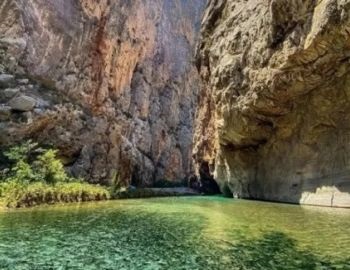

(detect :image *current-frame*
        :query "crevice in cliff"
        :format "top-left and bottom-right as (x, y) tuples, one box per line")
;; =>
(91, 12), (109, 113)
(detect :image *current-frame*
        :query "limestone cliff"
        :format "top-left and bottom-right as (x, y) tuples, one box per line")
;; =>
(0, 0), (206, 186)
(194, 0), (350, 207)
(2, 0), (350, 207)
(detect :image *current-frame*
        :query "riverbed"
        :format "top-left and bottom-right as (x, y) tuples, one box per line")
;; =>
(0, 197), (349, 269)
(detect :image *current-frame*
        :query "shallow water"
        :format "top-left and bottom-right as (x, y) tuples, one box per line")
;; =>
(0, 197), (349, 270)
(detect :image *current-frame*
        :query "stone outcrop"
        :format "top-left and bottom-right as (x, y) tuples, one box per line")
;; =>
(0, 0), (206, 186)
(194, 0), (350, 207)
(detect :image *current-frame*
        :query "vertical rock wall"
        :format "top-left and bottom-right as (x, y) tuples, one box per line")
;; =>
(0, 0), (206, 186)
(195, 0), (350, 207)
(3, 0), (350, 206)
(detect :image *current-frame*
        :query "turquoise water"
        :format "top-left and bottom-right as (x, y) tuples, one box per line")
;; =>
(0, 197), (349, 269)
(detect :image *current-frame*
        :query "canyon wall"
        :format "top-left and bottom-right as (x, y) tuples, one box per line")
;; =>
(194, 0), (350, 207)
(0, 0), (206, 186)
(2, 0), (350, 206)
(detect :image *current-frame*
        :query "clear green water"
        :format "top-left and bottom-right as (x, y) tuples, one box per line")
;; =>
(0, 197), (349, 270)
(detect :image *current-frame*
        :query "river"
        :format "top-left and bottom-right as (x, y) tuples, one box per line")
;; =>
(0, 196), (349, 269)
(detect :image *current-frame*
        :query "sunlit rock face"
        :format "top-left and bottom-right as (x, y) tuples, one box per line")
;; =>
(194, 0), (350, 207)
(0, 0), (206, 185)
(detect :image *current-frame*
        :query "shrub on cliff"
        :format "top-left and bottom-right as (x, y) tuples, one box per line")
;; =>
(2, 140), (71, 184)
(1, 140), (37, 184)
(0, 141), (111, 208)
(3, 182), (110, 208)
(35, 149), (69, 184)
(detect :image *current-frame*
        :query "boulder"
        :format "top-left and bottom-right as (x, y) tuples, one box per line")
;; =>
(3, 88), (20, 99)
(17, 79), (29, 85)
(8, 95), (36, 111)
(0, 74), (15, 88)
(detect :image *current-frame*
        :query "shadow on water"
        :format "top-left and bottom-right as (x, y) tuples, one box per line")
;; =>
(221, 232), (350, 270)
(0, 202), (349, 269)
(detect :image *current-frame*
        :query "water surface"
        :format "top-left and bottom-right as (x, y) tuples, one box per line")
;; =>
(0, 197), (349, 269)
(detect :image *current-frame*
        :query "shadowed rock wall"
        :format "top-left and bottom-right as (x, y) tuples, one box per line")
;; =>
(194, 0), (350, 207)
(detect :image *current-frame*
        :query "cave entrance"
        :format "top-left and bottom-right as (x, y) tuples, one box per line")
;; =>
(199, 161), (221, 195)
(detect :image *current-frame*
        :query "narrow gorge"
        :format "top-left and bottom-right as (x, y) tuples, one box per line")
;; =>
(1, 1), (350, 269)
(1, 0), (350, 207)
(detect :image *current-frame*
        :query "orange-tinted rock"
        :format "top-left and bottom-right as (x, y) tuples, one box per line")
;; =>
(0, 0), (206, 186)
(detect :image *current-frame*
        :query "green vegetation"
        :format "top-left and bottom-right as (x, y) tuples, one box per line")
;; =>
(0, 182), (110, 208)
(0, 141), (110, 208)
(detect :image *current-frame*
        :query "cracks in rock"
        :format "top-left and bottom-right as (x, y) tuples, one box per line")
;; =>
(201, 0), (226, 38)
(221, 138), (268, 152)
(269, 21), (298, 49)
(89, 0), (114, 113)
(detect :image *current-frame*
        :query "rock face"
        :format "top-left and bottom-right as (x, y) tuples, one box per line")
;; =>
(194, 0), (350, 207)
(0, 0), (206, 186)
(2, 0), (350, 206)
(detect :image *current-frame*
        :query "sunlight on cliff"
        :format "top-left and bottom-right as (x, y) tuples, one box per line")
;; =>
(300, 186), (350, 208)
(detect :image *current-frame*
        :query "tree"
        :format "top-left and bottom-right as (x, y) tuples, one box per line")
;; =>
(35, 149), (69, 184)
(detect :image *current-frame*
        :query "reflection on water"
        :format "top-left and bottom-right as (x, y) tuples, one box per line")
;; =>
(0, 197), (349, 269)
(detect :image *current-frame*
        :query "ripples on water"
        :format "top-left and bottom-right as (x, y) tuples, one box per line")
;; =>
(0, 196), (349, 269)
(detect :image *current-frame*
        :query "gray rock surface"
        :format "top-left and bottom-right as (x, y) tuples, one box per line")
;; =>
(194, 0), (350, 207)
(17, 79), (29, 85)
(3, 88), (19, 99)
(8, 95), (36, 111)
(0, 105), (11, 121)
(0, 74), (15, 88)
